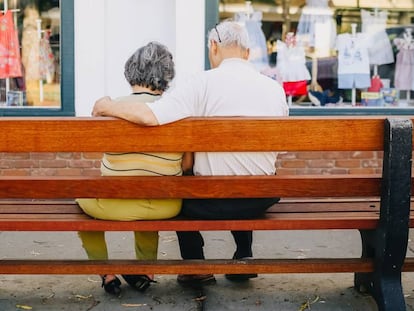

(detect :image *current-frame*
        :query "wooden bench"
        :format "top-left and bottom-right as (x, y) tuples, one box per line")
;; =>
(0, 116), (412, 311)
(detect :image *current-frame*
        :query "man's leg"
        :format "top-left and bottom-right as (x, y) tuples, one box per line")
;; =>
(179, 198), (278, 282)
(176, 230), (216, 285)
(231, 230), (253, 259)
(227, 230), (258, 281)
(176, 231), (205, 259)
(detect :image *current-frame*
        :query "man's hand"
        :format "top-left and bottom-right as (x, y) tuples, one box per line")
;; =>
(92, 96), (112, 116)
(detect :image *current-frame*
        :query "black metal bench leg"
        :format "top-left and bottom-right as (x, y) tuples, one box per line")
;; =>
(364, 118), (412, 311)
(355, 229), (375, 293)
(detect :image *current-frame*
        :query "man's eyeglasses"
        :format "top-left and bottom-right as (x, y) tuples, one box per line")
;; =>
(214, 24), (222, 43)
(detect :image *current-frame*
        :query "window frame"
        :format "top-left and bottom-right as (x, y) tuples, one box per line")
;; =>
(0, 0), (74, 116)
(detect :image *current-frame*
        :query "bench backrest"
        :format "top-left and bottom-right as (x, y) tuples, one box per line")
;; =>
(0, 116), (412, 199)
(0, 116), (407, 152)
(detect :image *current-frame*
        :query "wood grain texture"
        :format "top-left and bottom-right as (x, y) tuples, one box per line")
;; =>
(0, 116), (407, 152)
(0, 175), (382, 199)
(0, 258), (374, 274)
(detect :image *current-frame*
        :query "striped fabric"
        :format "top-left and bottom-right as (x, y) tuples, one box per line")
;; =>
(101, 152), (183, 176)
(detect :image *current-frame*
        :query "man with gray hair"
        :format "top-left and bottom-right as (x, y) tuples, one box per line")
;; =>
(93, 20), (288, 286)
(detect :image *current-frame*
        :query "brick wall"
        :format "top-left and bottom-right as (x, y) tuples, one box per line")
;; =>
(0, 151), (384, 176)
(276, 151), (383, 175)
(0, 153), (102, 176)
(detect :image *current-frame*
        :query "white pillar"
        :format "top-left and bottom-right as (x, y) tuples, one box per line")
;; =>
(175, 0), (205, 83)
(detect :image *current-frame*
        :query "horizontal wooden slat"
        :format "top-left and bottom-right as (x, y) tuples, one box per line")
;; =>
(0, 198), (383, 214)
(0, 213), (381, 231)
(0, 258), (374, 274)
(0, 175), (382, 199)
(0, 117), (405, 152)
(403, 258), (414, 272)
(4, 198), (414, 231)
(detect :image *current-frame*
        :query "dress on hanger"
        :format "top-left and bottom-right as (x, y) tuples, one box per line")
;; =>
(360, 9), (394, 65)
(393, 31), (414, 90)
(0, 10), (22, 79)
(276, 37), (311, 96)
(296, 0), (337, 49)
(235, 11), (268, 71)
(335, 33), (371, 89)
(39, 31), (55, 83)
(21, 6), (41, 81)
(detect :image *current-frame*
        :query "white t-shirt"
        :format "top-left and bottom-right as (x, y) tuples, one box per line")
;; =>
(147, 58), (289, 176)
(335, 33), (370, 75)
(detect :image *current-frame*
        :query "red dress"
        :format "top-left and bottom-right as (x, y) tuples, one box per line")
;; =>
(0, 10), (22, 78)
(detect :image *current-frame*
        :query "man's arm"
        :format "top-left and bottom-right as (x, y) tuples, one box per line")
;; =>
(92, 96), (159, 126)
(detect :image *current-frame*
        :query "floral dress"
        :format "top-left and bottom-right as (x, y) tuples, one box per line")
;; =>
(0, 10), (22, 78)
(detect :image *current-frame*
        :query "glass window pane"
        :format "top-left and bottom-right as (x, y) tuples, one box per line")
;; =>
(219, 0), (414, 112)
(0, 0), (60, 109)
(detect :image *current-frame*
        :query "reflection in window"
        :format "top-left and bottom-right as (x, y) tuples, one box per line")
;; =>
(0, 0), (60, 108)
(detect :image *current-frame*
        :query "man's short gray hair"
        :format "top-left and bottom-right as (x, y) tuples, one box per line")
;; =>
(207, 20), (250, 50)
(124, 41), (175, 92)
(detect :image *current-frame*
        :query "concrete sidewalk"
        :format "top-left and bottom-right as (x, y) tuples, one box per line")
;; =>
(1, 230), (414, 311)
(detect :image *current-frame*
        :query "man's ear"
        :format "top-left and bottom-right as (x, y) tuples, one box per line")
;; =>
(210, 40), (218, 54)
(243, 48), (250, 60)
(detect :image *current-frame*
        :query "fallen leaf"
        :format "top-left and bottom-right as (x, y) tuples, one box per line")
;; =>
(298, 295), (320, 311)
(41, 292), (55, 303)
(16, 305), (32, 310)
(75, 294), (93, 299)
(121, 303), (148, 307)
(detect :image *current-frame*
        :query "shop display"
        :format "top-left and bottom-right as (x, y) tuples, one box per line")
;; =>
(0, 10), (22, 79)
(22, 6), (41, 82)
(296, 0), (337, 57)
(0, 1), (60, 108)
(361, 9), (394, 67)
(234, 4), (268, 71)
(276, 33), (311, 97)
(393, 28), (414, 92)
(224, 1), (414, 108)
(335, 29), (371, 90)
(39, 30), (55, 84)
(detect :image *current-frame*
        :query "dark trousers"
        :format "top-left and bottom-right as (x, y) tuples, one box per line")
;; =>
(176, 198), (279, 260)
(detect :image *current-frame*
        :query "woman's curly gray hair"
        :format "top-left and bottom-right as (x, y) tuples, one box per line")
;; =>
(124, 42), (175, 92)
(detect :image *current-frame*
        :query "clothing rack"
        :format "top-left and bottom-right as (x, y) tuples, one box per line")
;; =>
(372, 8), (379, 77)
(0, 8), (19, 13)
(350, 23), (357, 106)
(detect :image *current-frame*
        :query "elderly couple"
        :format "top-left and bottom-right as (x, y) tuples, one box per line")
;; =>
(77, 20), (289, 295)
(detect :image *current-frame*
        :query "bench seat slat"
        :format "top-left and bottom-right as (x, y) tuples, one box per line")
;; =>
(0, 213), (380, 231)
(0, 258), (374, 274)
(0, 175), (382, 198)
(0, 199), (384, 213)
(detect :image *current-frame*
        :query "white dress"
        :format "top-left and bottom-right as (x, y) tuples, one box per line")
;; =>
(360, 9), (394, 65)
(235, 11), (268, 71)
(276, 40), (311, 82)
(296, 0), (337, 49)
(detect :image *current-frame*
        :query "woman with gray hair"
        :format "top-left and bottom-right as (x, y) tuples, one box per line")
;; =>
(77, 42), (184, 295)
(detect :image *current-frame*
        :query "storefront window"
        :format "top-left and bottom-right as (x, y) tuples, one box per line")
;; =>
(0, 0), (73, 115)
(218, 0), (414, 114)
